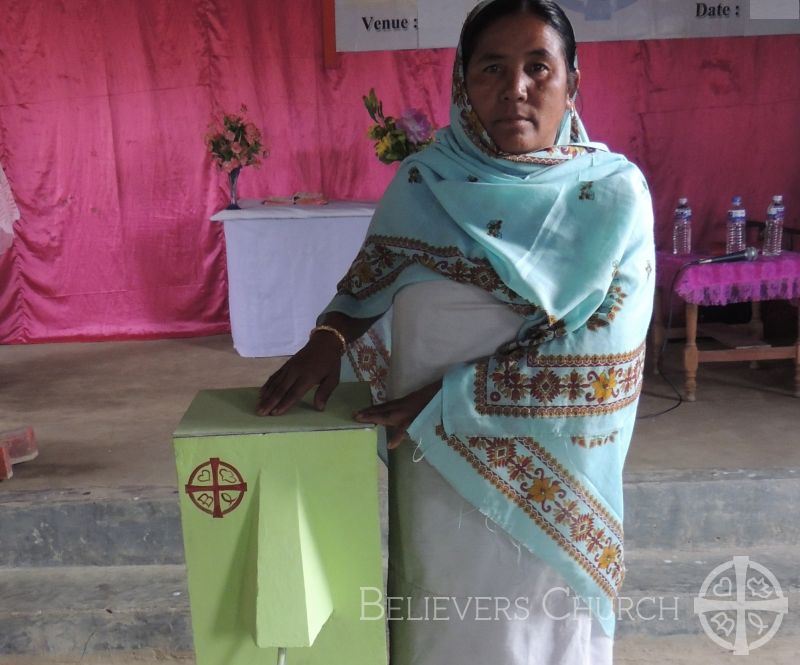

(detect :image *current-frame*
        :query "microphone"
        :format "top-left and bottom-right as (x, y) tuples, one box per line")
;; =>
(692, 247), (759, 265)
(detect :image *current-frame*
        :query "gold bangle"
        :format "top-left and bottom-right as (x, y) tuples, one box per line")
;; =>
(310, 324), (347, 356)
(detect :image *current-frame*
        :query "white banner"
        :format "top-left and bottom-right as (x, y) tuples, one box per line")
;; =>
(336, 0), (419, 52)
(335, 0), (800, 52)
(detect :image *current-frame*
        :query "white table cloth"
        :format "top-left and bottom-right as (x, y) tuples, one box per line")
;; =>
(211, 199), (376, 357)
(0, 163), (20, 254)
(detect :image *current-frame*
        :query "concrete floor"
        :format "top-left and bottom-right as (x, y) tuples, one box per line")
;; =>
(2, 635), (800, 665)
(1, 334), (798, 491)
(1, 336), (280, 490)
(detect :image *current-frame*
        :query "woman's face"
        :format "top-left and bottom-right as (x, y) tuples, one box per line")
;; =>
(465, 13), (576, 154)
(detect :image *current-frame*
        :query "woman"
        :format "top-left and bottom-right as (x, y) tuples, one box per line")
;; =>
(258, 1), (654, 662)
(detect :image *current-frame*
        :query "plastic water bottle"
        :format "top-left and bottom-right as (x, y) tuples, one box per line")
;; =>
(672, 197), (692, 255)
(725, 196), (747, 254)
(763, 195), (785, 257)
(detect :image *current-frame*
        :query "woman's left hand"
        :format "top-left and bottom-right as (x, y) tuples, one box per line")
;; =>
(354, 380), (442, 449)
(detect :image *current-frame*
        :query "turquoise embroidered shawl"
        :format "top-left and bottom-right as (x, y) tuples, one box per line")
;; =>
(323, 4), (655, 638)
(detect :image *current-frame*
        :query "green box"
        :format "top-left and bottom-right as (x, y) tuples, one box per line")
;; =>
(173, 383), (387, 665)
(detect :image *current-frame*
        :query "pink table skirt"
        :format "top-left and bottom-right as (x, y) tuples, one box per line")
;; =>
(655, 251), (800, 306)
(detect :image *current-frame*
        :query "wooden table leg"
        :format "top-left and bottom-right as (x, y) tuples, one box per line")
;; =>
(749, 301), (764, 339)
(749, 301), (764, 369)
(684, 303), (699, 401)
(650, 287), (664, 374)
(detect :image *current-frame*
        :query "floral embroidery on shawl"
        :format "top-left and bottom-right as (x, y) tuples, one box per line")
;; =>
(579, 182), (595, 200)
(503, 318), (567, 352)
(587, 277), (627, 331)
(435, 424), (625, 597)
(486, 219), (503, 238)
(407, 166), (422, 184)
(337, 235), (541, 317)
(346, 328), (390, 403)
(570, 432), (618, 449)
(476, 342), (645, 418)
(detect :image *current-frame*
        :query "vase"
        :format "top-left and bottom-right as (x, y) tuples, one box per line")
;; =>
(226, 167), (241, 210)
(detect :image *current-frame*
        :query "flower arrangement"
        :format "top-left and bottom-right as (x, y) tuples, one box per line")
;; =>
(204, 104), (268, 174)
(363, 89), (434, 165)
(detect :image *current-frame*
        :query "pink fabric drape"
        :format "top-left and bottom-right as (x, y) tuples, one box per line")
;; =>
(1, 1), (798, 343)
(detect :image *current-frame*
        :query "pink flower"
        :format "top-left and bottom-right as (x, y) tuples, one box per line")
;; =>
(222, 158), (240, 173)
(224, 130), (235, 141)
(231, 142), (242, 154)
(396, 108), (432, 144)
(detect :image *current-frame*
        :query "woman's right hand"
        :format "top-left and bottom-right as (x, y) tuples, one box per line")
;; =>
(256, 331), (342, 416)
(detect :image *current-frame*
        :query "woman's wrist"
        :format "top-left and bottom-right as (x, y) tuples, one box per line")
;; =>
(318, 312), (380, 345)
(309, 325), (347, 356)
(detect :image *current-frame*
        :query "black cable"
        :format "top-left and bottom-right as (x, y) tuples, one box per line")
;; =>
(636, 259), (696, 420)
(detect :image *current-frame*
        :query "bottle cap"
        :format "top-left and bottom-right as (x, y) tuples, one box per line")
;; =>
(732, 196), (742, 206)
(773, 195), (783, 203)
(678, 197), (688, 205)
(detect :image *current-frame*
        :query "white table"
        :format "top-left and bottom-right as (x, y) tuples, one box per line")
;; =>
(0, 163), (20, 254)
(211, 199), (376, 357)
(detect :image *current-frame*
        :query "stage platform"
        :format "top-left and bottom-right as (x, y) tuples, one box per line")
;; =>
(1, 335), (799, 664)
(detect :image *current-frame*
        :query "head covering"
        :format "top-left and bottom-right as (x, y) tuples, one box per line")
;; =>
(322, 0), (655, 637)
(451, 0), (594, 166)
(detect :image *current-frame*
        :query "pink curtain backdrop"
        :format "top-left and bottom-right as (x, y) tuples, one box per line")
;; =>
(1, 0), (798, 343)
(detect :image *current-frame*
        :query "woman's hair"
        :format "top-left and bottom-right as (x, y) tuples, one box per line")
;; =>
(461, 0), (578, 82)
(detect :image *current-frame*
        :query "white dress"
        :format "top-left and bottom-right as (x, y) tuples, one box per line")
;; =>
(387, 280), (613, 665)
